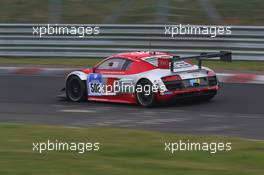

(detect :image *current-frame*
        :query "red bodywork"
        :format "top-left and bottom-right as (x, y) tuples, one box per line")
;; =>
(81, 51), (218, 104)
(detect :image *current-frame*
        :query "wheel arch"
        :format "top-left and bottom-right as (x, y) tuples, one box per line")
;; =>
(136, 77), (151, 85)
(66, 71), (87, 82)
(65, 72), (87, 102)
(135, 78), (157, 107)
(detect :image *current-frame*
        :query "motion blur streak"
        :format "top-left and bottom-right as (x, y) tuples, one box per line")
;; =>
(0, 75), (263, 139)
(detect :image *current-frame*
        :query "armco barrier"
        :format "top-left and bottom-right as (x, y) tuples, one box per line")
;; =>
(0, 24), (264, 60)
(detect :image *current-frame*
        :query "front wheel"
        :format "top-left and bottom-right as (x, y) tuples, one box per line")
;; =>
(136, 79), (157, 107)
(66, 75), (87, 102)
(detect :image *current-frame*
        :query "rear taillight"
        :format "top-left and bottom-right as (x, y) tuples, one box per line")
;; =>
(161, 75), (181, 81)
(208, 76), (218, 86)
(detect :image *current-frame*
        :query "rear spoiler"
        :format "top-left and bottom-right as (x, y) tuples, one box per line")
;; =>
(170, 51), (232, 71)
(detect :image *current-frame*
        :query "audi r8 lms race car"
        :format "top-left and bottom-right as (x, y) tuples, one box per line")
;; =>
(63, 51), (231, 107)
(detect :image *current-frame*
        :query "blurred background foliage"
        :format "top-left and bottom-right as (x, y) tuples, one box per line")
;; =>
(0, 0), (263, 25)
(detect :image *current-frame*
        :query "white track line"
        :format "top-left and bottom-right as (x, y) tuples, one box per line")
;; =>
(59, 109), (96, 113)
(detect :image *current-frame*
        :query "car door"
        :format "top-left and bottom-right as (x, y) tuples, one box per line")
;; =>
(90, 57), (132, 95)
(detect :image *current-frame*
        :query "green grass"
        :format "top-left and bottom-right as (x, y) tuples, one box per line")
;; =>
(0, 0), (264, 24)
(0, 57), (264, 72)
(0, 0), (50, 23)
(168, 0), (208, 24)
(0, 57), (102, 67)
(0, 123), (263, 175)
(199, 60), (264, 72)
(0, 0), (121, 23)
(211, 0), (264, 25)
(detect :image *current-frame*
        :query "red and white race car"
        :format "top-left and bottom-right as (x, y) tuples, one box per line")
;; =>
(63, 51), (231, 107)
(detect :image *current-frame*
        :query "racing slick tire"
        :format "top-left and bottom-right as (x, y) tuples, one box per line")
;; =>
(66, 75), (87, 102)
(136, 79), (157, 107)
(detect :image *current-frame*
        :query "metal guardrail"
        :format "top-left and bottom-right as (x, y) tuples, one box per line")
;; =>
(0, 24), (264, 60)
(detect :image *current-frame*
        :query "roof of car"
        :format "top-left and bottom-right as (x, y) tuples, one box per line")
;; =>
(112, 51), (173, 61)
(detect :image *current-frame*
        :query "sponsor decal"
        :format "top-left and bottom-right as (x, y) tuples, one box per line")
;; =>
(87, 73), (103, 96)
(189, 78), (200, 86)
(174, 61), (192, 68)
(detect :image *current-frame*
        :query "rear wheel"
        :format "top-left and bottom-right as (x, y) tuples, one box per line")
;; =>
(136, 79), (157, 107)
(66, 75), (87, 102)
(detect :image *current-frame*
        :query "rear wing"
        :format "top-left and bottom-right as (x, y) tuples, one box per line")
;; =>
(170, 51), (232, 71)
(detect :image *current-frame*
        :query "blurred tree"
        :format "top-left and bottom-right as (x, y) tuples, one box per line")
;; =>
(49, 0), (62, 23)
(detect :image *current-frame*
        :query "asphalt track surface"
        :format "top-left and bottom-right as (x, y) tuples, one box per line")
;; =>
(0, 75), (263, 139)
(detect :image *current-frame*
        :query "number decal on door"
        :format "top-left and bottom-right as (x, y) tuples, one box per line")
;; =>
(87, 73), (103, 96)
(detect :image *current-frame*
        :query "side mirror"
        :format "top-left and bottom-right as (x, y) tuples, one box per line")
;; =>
(92, 67), (96, 73)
